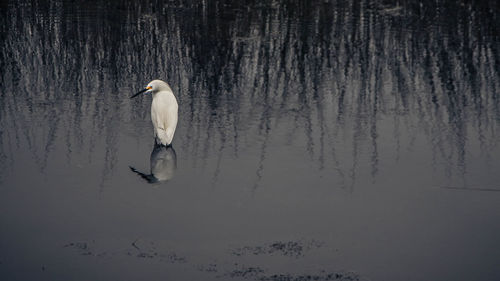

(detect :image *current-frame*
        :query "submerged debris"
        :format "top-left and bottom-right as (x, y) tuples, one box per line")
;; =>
(232, 240), (324, 258)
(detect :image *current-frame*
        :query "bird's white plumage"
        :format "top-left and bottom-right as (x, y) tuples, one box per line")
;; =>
(147, 80), (178, 146)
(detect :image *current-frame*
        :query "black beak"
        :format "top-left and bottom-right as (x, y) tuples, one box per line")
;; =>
(130, 88), (148, 99)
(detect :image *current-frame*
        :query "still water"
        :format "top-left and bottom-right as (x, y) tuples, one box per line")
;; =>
(1, 0), (499, 280)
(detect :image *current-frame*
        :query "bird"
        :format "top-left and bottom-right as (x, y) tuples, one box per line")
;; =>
(131, 80), (178, 146)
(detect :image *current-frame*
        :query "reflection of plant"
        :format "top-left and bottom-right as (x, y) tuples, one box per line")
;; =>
(0, 0), (498, 187)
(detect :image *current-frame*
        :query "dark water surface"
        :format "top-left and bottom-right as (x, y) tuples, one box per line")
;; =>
(1, 0), (500, 280)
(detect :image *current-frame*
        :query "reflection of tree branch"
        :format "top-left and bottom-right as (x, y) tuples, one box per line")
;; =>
(1, 0), (499, 188)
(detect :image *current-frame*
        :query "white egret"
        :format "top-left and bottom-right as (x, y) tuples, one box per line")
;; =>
(131, 80), (178, 146)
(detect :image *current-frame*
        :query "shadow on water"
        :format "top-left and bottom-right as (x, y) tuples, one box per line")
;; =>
(130, 144), (177, 184)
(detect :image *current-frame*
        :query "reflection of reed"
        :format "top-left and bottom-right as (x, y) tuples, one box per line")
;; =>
(0, 0), (499, 187)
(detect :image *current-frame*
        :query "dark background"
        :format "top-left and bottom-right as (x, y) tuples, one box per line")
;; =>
(1, 1), (499, 280)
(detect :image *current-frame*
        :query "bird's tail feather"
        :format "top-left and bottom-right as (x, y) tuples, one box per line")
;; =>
(156, 128), (175, 146)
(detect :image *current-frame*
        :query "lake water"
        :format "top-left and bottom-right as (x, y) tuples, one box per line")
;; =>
(1, 1), (499, 280)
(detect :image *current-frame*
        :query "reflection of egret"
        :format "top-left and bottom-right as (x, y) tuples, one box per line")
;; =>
(130, 145), (177, 183)
(131, 80), (178, 146)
